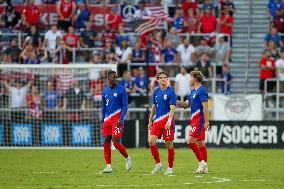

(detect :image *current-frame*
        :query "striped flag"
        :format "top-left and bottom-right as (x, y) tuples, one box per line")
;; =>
(135, 17), (161, 35)
(122, 4), (168, 34)
(135, 4), (168, 35)
(142, 4), (168, 20)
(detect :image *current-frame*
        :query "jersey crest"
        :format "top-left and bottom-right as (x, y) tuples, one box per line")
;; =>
(164, 95), (168, 100)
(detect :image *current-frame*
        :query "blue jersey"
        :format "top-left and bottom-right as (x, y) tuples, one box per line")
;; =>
(41, 91), (60, 110)
(152, 86), (176, 128)
(188, 85), (208, 127)
(119, 79), (134, 91)
(162, 48), (177, 64)
(102, 84), (128, 126)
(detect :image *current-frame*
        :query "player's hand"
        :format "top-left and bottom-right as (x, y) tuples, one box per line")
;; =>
(116, 119), (123, 127)
(204, 121), (210, 129)
(148, 120), (153, 129)
(165, 122), (171, 130)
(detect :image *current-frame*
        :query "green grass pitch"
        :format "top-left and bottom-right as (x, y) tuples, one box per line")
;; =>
(0, 149), (284, 189)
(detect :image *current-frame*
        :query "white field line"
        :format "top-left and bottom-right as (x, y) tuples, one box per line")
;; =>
(15, 176), (233, 189)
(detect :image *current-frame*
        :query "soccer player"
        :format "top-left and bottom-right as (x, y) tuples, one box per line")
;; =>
(177, 71), (209, 173)
(148, 72), (176, 175)
(101, 71), (132, 173)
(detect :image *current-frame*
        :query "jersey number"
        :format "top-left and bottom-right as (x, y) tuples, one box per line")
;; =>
(106, 99), (109, 106)
(166, 130), (171, 136)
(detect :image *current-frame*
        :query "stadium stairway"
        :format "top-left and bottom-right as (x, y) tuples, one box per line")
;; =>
(231, 0), (269, 94)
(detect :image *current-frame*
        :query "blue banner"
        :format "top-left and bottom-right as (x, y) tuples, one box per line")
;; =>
(12, 124), (32, 145)
(71, 124), (92, 145)
(0, 124), (3, 145)
(41, 124), (63, 145)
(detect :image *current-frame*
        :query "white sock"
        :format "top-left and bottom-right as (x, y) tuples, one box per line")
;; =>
(157, 163), (162, 166)
(107, 164), (112, 168)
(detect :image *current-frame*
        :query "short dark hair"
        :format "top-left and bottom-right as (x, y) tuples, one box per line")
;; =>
(156, 71), (169, 79)
(190, 71), (203, 83)
(108, 70), (117, 76)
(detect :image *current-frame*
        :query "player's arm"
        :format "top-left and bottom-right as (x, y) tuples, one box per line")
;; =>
(176, 100), (190, 109)
(118, 89), (128, 126)
(148, 104), (156, 129)
(202, 101), (210, 129)
(101, 93), (106, 125)
(165, 104), (175, 130)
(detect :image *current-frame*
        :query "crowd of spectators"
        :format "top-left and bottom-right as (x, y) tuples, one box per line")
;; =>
(260, 0), (284, 107)
(0, 0), (236, 117)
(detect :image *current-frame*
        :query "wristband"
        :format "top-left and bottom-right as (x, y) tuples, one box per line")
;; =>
(167, 118), (172, 123)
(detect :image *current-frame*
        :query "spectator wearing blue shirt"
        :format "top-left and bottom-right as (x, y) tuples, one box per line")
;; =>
(131, 42), (145, 64)
(130, 42), (146, 76)
(20, 45), (47, 64)
(73, 3), (92, 29)
(116, 26), (129, 47)
(41, 81), (61, 110)
(265, 27), (283, 48)
(172, 8), (184, 32)
(162, 41), (178, 64)
(119, 70), (134, 96)
(268, 0), (284, 17)
(203, 0), (215, 15)
(134, 67), (148, 95)
(219, 64), (233, 95)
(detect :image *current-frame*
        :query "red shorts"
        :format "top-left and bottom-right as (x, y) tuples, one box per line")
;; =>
(189, 125), (205, 141)
(102, 125), (123, 138)
(150, 125), (174, 141)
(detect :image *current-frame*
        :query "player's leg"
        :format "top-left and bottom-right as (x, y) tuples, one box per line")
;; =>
(102, 135), (113, 173)
(149, 133), (163, 175)
(188, 136), (207, 173)
(197, 140), (208, 173)
(197, 140), (207, 163)
(112, 125), (132, 171)
(112, 136), (132, 171)
(164, 140), (175, 175)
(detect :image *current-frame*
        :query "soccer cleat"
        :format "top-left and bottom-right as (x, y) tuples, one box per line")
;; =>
(151, 163), (163, 175)
(194, 160), (208, 174)
(164, 167), (174, 175)
(101, 166), (113, 173)
(203, 164), (209, 174)
(126, 156), (132, 171)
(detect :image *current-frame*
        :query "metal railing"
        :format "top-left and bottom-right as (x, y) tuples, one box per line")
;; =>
(264, 78), (284, 120)
(244, 0), (252, 94)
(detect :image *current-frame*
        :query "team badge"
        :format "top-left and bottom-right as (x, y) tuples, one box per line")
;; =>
(114, 93), (118, 97)
(164, 95), (167, 100)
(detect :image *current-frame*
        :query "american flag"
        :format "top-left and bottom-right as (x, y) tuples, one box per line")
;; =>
(135, 4), (168, 35)
(123, 4), (168, 35)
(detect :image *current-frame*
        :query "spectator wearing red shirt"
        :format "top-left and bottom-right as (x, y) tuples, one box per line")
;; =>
(220, 0), (235, 15)
(101, 24), (116, 47)
(273, 8), (284, 33)
(26, 85), (43, 118)
(56, 0), (76, 31)
(220, 6), (234, 37)
(259, 50), (276, 95)
(107, 6), (124, 31)
(182, 0), (199, 16)
(198, 7), (217, 34)
(64, 26), (80, 48)
(22, 0), (41, 30)
(183, 8), (199, 33)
